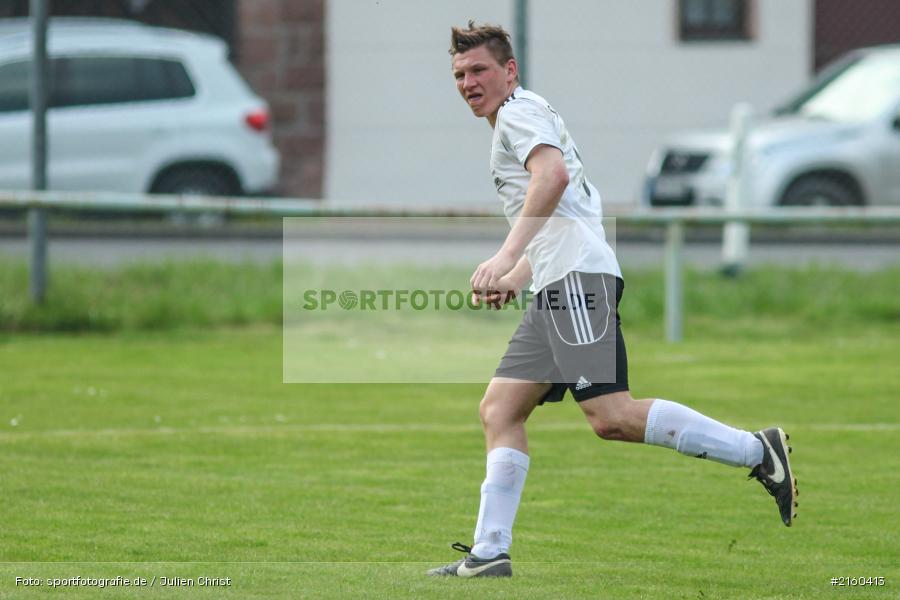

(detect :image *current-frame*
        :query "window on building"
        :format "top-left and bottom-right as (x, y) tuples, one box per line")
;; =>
(679, 0), (753, 42)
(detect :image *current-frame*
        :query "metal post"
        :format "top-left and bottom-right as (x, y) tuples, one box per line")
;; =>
(721, 103), (753, 276)
(513, 0), (528, 88)
(29, 0), (49, 303)
(664, 220), (684, 343)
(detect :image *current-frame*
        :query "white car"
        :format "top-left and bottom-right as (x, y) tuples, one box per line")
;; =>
(0, 18), (279, 196)
(644, 45), (900, 207)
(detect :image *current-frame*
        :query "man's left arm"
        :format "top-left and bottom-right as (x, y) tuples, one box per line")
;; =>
(470, 144), (569, 292)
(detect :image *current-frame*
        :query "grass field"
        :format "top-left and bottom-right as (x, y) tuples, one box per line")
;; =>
(1, 262), (899, 598)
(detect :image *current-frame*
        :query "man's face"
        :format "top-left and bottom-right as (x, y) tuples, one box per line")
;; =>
(452, 45), (517, 122)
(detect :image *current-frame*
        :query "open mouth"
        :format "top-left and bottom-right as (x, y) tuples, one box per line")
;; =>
(467, 93), (483, 105)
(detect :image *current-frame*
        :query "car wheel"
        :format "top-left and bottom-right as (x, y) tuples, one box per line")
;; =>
(780, 176), (861, 206)
(153, 168), (238, 197)
(154, 168), (238, 226)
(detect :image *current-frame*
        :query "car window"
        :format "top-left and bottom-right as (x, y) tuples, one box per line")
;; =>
(137, 58), (196, 101)
(0, 56), (196, 112)
(0, 60), (29, 113)
(51, 56), (196, 108)
(784, 52), (900, 123)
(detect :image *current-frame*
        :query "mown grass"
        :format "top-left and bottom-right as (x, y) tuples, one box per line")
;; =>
(1, 325), (899, 598)
(1, 261), (898, 597)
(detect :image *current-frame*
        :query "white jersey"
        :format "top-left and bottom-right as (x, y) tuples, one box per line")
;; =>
(491, 86), (621, 292)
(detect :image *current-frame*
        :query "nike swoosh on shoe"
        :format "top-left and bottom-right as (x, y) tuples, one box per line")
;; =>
(456, 558), (511, 577)
(760, 434), (785, 483)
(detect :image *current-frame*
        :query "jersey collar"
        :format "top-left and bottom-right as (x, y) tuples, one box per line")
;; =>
(500, 85), (524, 110)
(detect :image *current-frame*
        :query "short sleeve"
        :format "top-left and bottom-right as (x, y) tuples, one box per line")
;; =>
(497, 100), (562, 166)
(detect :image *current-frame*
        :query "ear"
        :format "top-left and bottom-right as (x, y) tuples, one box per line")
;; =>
(506, 58), (518, 81)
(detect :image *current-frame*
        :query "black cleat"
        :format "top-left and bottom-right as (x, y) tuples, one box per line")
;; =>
(426, 542), (512, 578)
(749, 427), (798, 527)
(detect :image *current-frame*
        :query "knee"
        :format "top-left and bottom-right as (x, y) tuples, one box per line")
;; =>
(587, 404), (631, 440)
(479, 394), (521, 432)
(590, 419), (624, 441)
(479, 394), (499, 429)
(582, 392), (638, 441)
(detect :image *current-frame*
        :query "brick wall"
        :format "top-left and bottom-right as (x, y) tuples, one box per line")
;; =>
(238, 0), (325, 198)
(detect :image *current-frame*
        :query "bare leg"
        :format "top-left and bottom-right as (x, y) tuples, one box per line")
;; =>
(577, 390), (652, 442)
(479, 377), (551, 452)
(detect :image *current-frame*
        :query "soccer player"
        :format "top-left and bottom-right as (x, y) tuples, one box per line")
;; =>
(427, 22), (798, 578)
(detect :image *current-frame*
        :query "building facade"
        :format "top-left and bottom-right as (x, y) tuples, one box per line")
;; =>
(326, 0), (810, 206)
(3, 1), (900, 202)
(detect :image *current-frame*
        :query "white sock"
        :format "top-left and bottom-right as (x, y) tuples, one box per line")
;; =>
(471, 447), (530, 558)
(644, 399), (763, 468)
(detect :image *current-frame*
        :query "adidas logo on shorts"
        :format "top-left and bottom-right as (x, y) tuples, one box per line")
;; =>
(575, 376), (592, 391)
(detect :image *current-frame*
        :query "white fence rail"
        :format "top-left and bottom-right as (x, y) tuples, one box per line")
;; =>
(3, 190), (900, 342)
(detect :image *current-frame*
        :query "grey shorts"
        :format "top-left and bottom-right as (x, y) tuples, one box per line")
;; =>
(494, 271), (628, 403)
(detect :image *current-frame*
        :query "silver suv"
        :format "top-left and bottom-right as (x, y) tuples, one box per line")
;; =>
(0, 18), (279, 196)
(644, 45), (900, 207)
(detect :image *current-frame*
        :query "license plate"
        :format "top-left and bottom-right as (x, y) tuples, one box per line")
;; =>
(654, 177), (687, 198)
